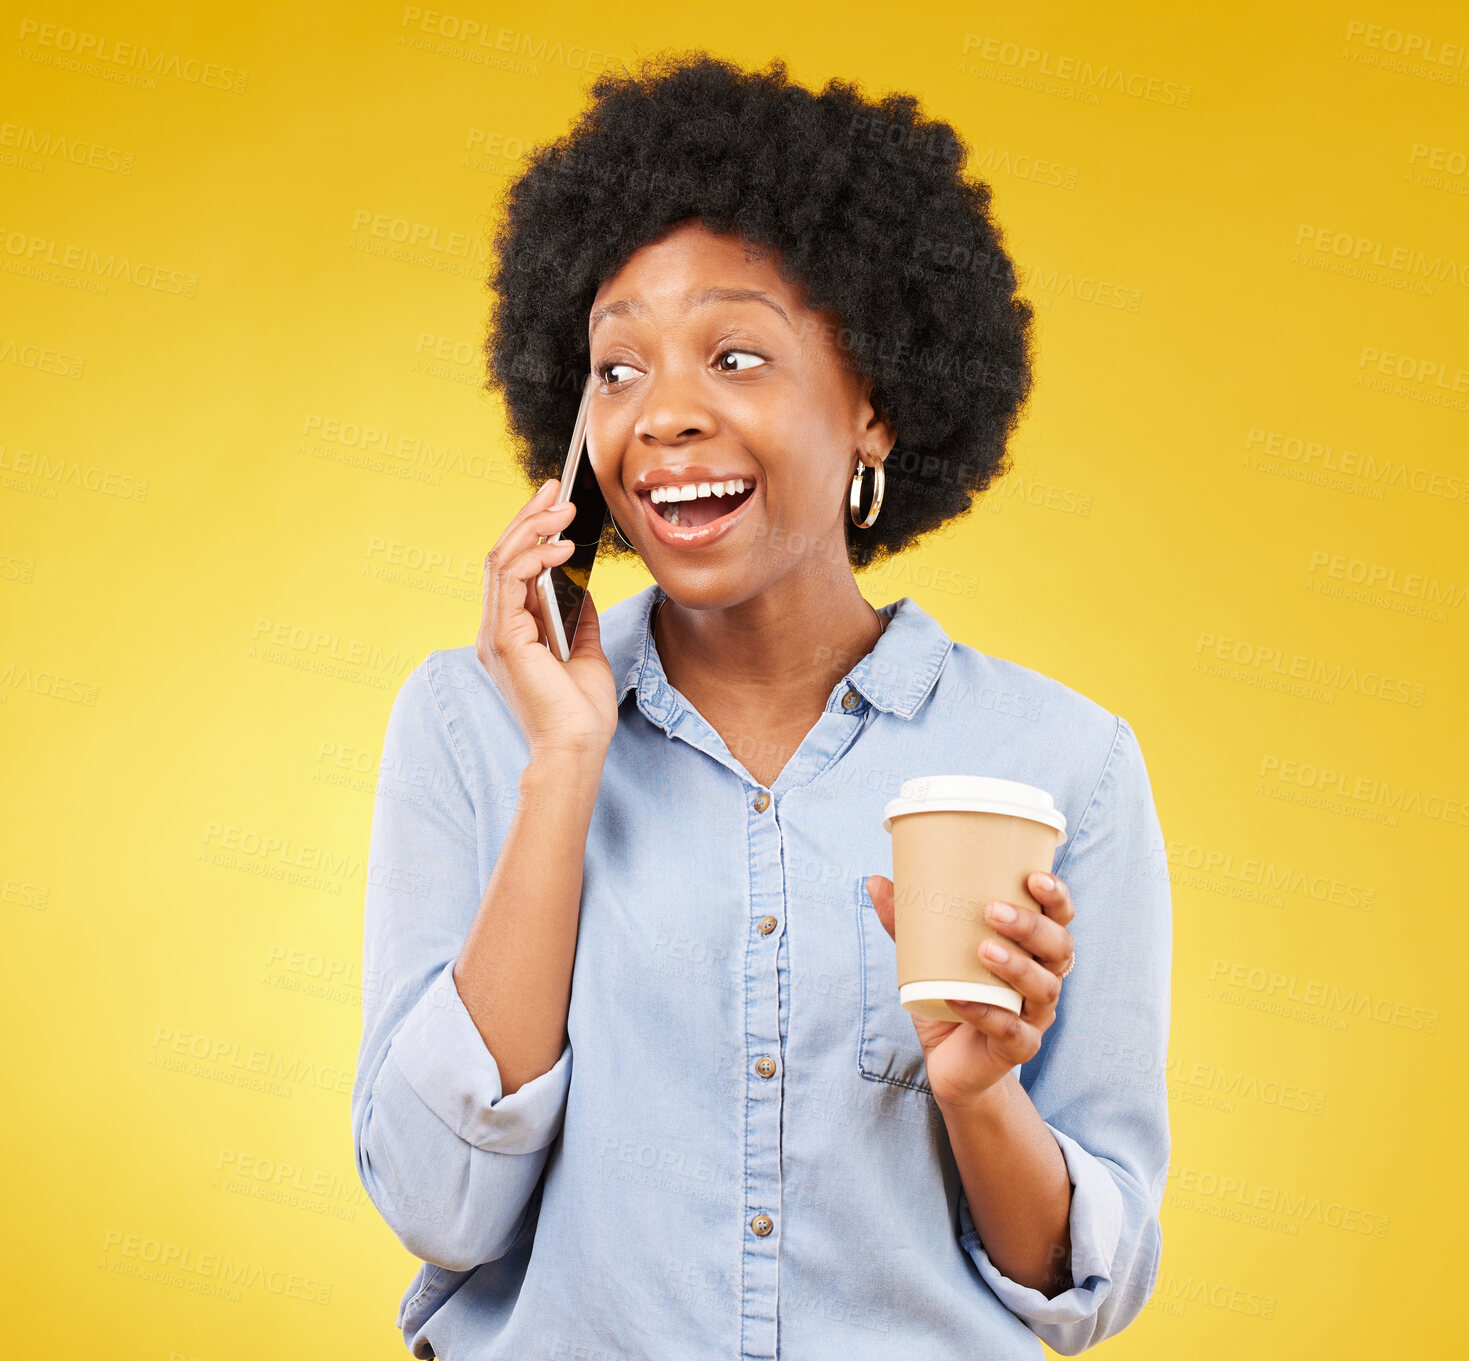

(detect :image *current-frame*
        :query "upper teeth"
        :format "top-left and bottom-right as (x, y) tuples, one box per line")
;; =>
(650, 479), (746, 504)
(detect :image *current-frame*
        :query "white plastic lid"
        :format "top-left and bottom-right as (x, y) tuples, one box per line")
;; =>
(882, 775), (1067, 845)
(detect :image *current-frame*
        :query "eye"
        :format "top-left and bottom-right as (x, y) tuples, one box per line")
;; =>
(596, 360), (641, 385)
(716, 349), (767, 373)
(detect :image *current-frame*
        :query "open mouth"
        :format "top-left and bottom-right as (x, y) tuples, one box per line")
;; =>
(642, 478), (755, 530)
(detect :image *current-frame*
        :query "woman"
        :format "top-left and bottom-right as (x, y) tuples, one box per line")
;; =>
(352, 52), (1171, 1359)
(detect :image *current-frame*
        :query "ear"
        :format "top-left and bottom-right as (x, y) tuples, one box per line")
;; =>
(856, 380), (897, 465)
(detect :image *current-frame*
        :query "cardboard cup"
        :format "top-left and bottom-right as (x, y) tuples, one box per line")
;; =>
(882, 776), (1068, 1021)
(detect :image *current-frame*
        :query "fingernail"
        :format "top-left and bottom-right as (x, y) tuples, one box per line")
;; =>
(1036, 873), (1055, 892)
(987, 901), (1016, 923)
(982, 941), (1009, 962)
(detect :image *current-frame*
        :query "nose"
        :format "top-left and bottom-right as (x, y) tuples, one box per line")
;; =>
(633, 364), (716, 446)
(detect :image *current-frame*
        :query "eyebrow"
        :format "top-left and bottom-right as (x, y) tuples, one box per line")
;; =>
(589, 286), (793, 338)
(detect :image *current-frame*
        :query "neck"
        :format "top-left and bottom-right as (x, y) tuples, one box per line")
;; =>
(652, 570), (886, 716)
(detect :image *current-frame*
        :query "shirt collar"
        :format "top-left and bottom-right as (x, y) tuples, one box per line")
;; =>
(606, 581), (953, 721)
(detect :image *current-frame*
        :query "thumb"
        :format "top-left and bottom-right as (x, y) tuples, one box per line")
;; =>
(567, 588), (603, 662)
(866, 874), (896, 942)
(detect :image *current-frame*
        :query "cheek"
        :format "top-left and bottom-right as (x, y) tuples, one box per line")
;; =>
(587, 415), (630, 484)
(764, 465), (835, 522)
(781, 386), (852, 452)
(760, 468), (853, 567)
(732, 386), (860, 528)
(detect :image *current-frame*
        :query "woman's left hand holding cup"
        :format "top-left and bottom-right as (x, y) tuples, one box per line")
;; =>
(864, 871), (1078, 1112)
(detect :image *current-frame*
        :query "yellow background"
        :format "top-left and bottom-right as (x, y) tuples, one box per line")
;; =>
(3, 0), (1464, 1354)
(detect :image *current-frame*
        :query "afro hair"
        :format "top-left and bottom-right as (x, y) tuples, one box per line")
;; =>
(484, 50), (1036, 572)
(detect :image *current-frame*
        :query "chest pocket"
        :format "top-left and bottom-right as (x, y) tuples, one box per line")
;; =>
(854, 876), (934, 1096)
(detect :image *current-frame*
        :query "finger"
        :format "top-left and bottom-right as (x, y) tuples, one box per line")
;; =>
(944, 998), (1038, 1061)
(488, 487), (576, 583)
(487, 481), (560, 574)
(482, 497), (576, 616)
(865, 874), (896, 941)
(489, 537), (576, 652)
(482, 530), (571, 622)
(522, 566), (551, 647)
(984, 899), (1073, 971)
(515, 499), (578, 552)
(509, 501), (578, 614)
(1027, 871), (1075, 926)
(565, 585), (603, 662)
(512, 477), (565, 532)
(977, 934), (1061, 1013)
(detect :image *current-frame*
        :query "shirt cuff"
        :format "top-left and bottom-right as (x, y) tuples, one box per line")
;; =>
(388, 960), (572, 1155)
(959, 1121), (1125, 1324)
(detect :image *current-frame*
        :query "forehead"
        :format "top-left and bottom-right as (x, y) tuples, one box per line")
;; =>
(592, 219), (798, 308)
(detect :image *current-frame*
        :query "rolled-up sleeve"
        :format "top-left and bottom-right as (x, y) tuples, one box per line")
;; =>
(351, 655), (573, 1274)
(958, 713), (1172, 1355)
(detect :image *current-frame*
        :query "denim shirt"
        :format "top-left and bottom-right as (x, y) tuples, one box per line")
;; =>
(352, 581), (1172, 1359)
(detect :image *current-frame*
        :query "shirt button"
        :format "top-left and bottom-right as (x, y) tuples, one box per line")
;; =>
(753, 791), (771, 813)
(750, 1215), (773, 1236)
(841, 689), (861, 710)
(757, 915), (779, 936)
(755, 1056), (776, 1079)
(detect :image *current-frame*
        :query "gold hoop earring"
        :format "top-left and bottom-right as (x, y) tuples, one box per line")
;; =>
(850, 454), (884, 529)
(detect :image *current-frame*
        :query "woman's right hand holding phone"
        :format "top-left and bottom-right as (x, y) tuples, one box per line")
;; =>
(476, 477), (618, 762)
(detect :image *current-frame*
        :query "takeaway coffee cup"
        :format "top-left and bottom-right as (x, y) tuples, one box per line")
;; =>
(882, 776), (1068, 1021)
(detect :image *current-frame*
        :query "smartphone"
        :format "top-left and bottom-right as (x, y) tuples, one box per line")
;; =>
(535, 372), (609, 661)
